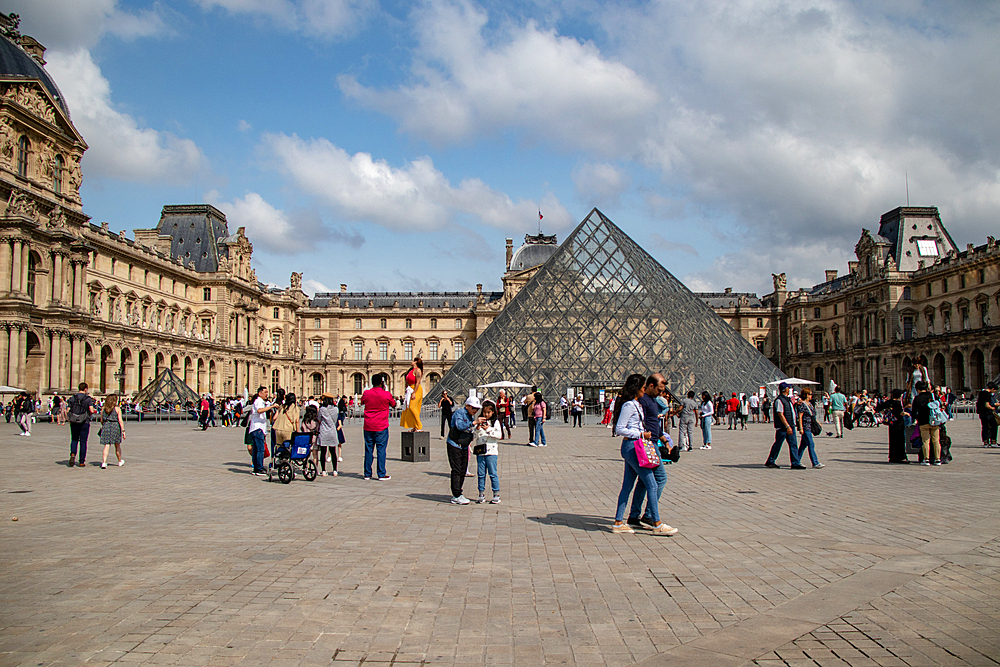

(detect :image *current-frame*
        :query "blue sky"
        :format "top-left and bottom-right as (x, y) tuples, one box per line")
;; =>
(7, 0), (999, 296)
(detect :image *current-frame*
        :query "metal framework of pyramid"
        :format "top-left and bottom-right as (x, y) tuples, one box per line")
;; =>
(133, 368), (200, 406)
(425, 209), (784, 403)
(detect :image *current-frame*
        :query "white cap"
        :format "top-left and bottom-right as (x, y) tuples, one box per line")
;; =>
(465, 396), (482, 409)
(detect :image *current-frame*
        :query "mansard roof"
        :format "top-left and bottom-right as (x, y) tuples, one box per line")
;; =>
(154, 205), (230, 273)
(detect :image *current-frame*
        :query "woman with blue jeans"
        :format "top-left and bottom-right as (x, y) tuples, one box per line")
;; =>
(612, 374), (677, 536)
(796, 388), (824, 468)
(699, 391), (713, 449)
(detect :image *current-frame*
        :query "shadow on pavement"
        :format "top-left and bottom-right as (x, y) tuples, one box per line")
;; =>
(424, 471), (450, 477)
(407, 493), (454, 504)
(528, 513), (608, 533)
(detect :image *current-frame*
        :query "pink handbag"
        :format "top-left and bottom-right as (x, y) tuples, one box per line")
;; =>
(634, 438), (661, 468)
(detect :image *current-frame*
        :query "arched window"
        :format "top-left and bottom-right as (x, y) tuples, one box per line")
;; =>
(454, 319), (462, 329)
(17, 136), (29, 178)
(312, 372), (324, 396)
(271, 369), (280, 395)
(427, 372), (441, 386)
(352, 372), (365, 395)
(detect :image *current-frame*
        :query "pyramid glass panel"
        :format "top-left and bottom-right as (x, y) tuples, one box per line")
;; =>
(425, 209), (785, 403)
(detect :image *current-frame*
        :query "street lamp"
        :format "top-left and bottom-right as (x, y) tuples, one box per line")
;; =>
(113, 369), (125, 395)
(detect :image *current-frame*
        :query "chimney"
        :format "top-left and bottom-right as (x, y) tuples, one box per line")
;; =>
(723, 287), (732, 294)
(825, 270), (838, 282)
(340, 284), (347, 293)
(505, 238), (513, 271)
(848, 261), (859, 274)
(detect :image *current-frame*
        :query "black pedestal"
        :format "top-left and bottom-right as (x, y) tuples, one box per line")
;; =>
(401, 430), (430, 461)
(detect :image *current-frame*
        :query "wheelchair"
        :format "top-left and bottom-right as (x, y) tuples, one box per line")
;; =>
(267, 432), (318, 484)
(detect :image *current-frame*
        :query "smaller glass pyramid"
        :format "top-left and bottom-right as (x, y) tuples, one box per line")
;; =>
(134, 368), (201, 406)
(426, 208), (784, 403)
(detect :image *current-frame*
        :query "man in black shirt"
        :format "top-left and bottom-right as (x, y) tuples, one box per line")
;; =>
(764, 383), (806, 469)
(67, 383), (97, 467)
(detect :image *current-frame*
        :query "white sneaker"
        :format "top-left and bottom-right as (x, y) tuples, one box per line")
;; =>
(332, 470), (338, 476)
(700, 445), (711, 450)
(338, 457), (343, 462)
(477, 495), (486, 504)
(321, 471), (328, 476)
(451, 495), (470, 505)
(118, 460), (124, 466)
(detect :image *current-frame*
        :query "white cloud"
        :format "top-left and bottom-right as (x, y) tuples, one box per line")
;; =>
(237, 119), (252, 132)
(9, 0), (168, 51)
(339, 0), (657, 152)
(45, 49), (206, 184)
(572, 162), (630, 207)
(193, 0), (374, 37)
(302, 278), (332, 296)
(265, 133), (573, 231)
(208, 191), (315, 254)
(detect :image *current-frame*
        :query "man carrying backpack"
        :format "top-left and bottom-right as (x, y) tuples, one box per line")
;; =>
(67, 383), (96, 468)
(911, 381), (944, 466)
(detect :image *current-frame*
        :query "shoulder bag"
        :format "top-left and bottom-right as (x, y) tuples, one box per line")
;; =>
(635, 438), (661, 468)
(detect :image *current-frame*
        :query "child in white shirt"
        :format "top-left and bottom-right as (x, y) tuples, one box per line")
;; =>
(475, 400), (502, 504)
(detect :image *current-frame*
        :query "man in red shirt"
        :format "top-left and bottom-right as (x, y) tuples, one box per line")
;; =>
(361, 373), (397, 480)
(726, 392), (740, 430)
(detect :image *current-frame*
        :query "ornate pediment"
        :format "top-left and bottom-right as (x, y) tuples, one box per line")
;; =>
(5, 189), (37, 222)
(2, 82), (56, 125)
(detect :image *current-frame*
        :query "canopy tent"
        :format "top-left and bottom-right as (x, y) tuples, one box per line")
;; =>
(766, 378), (819, 385)
(476, 381), (533, 389)
(0, 385), (26, 395)
(133, 368), (199, 407)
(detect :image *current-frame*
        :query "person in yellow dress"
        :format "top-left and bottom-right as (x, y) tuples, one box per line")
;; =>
(401, 358), (424, 431)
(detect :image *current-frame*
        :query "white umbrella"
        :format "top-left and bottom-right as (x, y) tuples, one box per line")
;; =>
(0, 385), (26, 394)
(766, 378), (818, 385)
(477, 381), (533, 388)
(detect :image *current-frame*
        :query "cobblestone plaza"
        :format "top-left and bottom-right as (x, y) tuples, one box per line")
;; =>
(2, 417), (999, 666)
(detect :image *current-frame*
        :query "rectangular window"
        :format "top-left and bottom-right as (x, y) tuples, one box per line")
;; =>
(942, 278), (948, 293)
(903, 317), (913, 341)
(379, 341), (387, 360)
(454, 319), (462, 329)
(813, 307), (821, 319)
(203, 287), (211, 301)
(902, 286), (911, 300)
(274, 307), (280, 319)
(313, 341), (322, 360)
(429, 341), (439, 360)
(353, 342), (363, 360)
(755, 340), (765, 352)
(355, 318), (362, 329)
(813, 332), (823, 352)
(314, 318), (321, 329)
(404, 341), (413, 360)
(960, 274), (966, 289)
(916, 239), (939, 256)
(454, 340), (463, 359)
(980, 269), (986, 284)
(271, 333), (280, 354)
(926, 282), (932, 297)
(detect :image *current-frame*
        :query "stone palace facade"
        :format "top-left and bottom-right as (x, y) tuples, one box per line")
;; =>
(1, 14), (998, 401)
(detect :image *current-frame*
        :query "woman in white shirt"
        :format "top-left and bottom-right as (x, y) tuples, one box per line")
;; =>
(612, 374), (677, 536)
(474, 401), (502, 504)
(698, 391), (714, 449)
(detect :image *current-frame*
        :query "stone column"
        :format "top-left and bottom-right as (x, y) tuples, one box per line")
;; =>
(8, 326), (22, 388)
(50, 333), (62, 391)
(19, 242), (29, 298)
(10, 240), (22, 293)
(0, 326), (9, 385)
(72, 261), (82, 308)
(52, 254), (63, 303)
(0, 240), (11, 292)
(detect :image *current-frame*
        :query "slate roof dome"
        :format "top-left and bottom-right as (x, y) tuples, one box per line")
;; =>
(509, 233), (559, 272)
(0, 32), (70, 117)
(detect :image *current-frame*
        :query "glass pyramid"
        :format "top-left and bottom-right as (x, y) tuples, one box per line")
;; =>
(134, 368), (200, 406)
(425, 208), (784, 403)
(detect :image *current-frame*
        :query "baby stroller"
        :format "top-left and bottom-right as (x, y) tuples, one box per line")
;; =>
(268, 432), (318, 484)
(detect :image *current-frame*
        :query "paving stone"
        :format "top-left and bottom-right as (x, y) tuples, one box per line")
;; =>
(2, 418), (999, 666)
